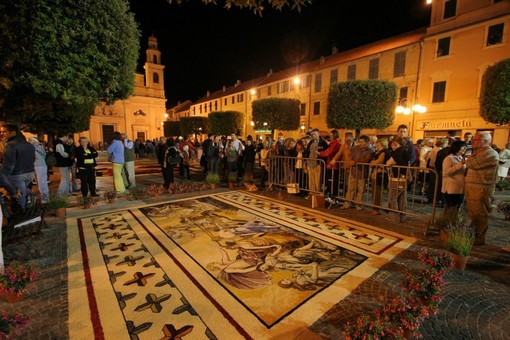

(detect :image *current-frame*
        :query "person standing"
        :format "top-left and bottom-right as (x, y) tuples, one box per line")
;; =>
(441, 141), (467, 214)
(305, 129), (328, 194)
(340, 135), (374, 210)
(122, 134), (136, 189)
(497, 142), (510, 182)
(319, 130), (341, 197)
(75, 137), (99, 202)
(163, 138), (178, 188)
(386, 137), (411, 223)
(369, 138), (390, 215)
(67, 136), (79, 192)
(54, 134), (73, 195)
(107, 132), (126, 194)
(29, 137), (49, 204)
(465, 132), (499, 245)
(0, 124), (35, 208)
(243, 139), (256, 183)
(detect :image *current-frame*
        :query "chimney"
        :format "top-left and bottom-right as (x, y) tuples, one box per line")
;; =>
(268, 68), (273, 76)
(223, 85), (226, 92)
(332, 45), (338, 55)
(320, 56), (325, 64)
(206, 90), (210, 97)
(235, 80), (241, 87)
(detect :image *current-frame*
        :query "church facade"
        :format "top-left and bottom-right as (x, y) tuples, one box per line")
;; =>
(81, 36), (167, 145)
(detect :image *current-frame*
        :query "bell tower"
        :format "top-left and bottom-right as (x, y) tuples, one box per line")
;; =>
(144, 35), (165, 96)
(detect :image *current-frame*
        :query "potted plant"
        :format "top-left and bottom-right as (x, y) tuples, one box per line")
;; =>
(206, 173), (220, 190)
(47, 193), (69, 217)
(104, 191), (117, 204)
(444, 224), (475, 270)
(83, 197), (96, 209)
(495, 180), (510, 191)
(129, 187), (144, 200)
(0, 312), (29, 338)
(228, 172), (237, 189)
(434, 209), (458, 241)
(497, 200), (510, 220)
(0, 261), (38, 303)
(343, 312), (391, 340)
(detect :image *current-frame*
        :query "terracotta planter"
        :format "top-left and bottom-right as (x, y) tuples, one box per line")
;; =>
(440, 230), (448, 241)
(54, 207), (66, 217)
(3, 292), (25, 303)
(228, 182), (235, 189)
(209, 184), (216, 190)
(450, 252), (468, 270)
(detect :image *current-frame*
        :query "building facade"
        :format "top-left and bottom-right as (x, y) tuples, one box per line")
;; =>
(82, 36), (167, 145)
(184, 0), (509, 146)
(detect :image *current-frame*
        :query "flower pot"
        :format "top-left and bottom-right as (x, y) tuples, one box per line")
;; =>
(228, 182), (235, 189)
(3, 292), (25, 303)
(54, 207), (66, 217)
(209, 184), (216, 190)
(450, 252), (468, 270)
(440, 230), (448, 241)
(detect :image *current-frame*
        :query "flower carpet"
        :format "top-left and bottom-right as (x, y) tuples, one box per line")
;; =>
(66, 191), (415, 339)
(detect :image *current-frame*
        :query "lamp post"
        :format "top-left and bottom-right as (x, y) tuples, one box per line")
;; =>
(395, 99), (427, 137)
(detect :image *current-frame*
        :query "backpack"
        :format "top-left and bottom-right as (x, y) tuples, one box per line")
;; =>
(165, 146), (181, 166)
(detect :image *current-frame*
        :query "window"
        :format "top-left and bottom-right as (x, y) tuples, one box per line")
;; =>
(330, 69), (338, 86)
(231, 96), (235, 104)
(347, 64), (356, 80)
(432, 81), (446, 103)
(214, 101), (218, 110)
(204, 104), (207, 113)
(209, 103), (212, 111)
(314, 73), (322, 93)
(487, 23), (504, 46)
(267, 85), (272, 96)
(300, 103), (306, 116)
(257, 89), (261, 98)
(237, 93), (244, 102)
(153, 73), (159, 84)
(437, 37), (451, 57)
(278, 81), (289, 94)
(369, 58), (379, 79)
(193, 107), (195, 115)
(399, 87), (408, 102)
(199, 106), (202, 114)
(313, 101), (321, 115)
(305, 75), (311, 88)
(443, 0), (456, 19)
(224, 98), (227, 106)
(152, 55), (158, 64)
(393, 51), (406, 77)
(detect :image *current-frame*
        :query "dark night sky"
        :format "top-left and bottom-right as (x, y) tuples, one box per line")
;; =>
(129, 0), (431, 107)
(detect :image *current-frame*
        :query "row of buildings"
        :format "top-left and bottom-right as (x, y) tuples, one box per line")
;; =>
(84, 0), (509, 148)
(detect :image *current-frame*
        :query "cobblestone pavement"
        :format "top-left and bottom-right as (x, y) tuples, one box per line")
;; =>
(2, 161), (509, 339)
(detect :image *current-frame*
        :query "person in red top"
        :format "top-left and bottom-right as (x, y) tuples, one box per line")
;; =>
(319, 130), (341, 197)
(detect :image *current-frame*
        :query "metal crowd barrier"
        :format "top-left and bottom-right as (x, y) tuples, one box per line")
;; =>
(264, 156), (440, 234)
(266, 155), (326, 196)
(330, 161), (440, 233)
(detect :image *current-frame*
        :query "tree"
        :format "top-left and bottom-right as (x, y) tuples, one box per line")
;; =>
(327, 80), (397, 138)
(167, 0), (312, 14)
(479, 58), (510, 126)
(163, 121), (181, 137)
(179, 116), (210, 136)
(0, 0), (139, 133)
(251, 98), (300, 136)
(208, 111), (245, 136)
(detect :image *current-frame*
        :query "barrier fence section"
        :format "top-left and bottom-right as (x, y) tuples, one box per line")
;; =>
(331, 161), (440, 233)
(266, 155), (440, 234)
(266, 156), (326, 196)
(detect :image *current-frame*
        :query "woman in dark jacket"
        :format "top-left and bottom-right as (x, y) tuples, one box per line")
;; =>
(75, 137), (99, 201)
(386, 137), (410, 222)
(163, 138), (178, 189)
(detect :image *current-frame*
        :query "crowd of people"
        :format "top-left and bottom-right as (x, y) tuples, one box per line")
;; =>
(0, 122), (507, 264)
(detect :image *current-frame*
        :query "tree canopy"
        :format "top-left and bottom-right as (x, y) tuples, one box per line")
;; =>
(479, 58), (510, 126)
(0, 0), (139, 133)
(163, 120), (181, 137)
(208, 111), (245, 136)
(327, 80), (397, 138)
(167, 0), (312, 14)
(179, 116), (210, 136)
(251, 98), (300, 134)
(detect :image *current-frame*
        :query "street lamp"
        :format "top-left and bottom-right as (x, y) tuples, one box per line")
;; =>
(293, 77), (300, 85)
(164, 113), (169, 119)
(395, 99), (427, 136)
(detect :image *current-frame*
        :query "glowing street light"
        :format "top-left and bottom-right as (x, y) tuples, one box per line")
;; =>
(293, 77), (300, 85)
(164, 113), (169, 118)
